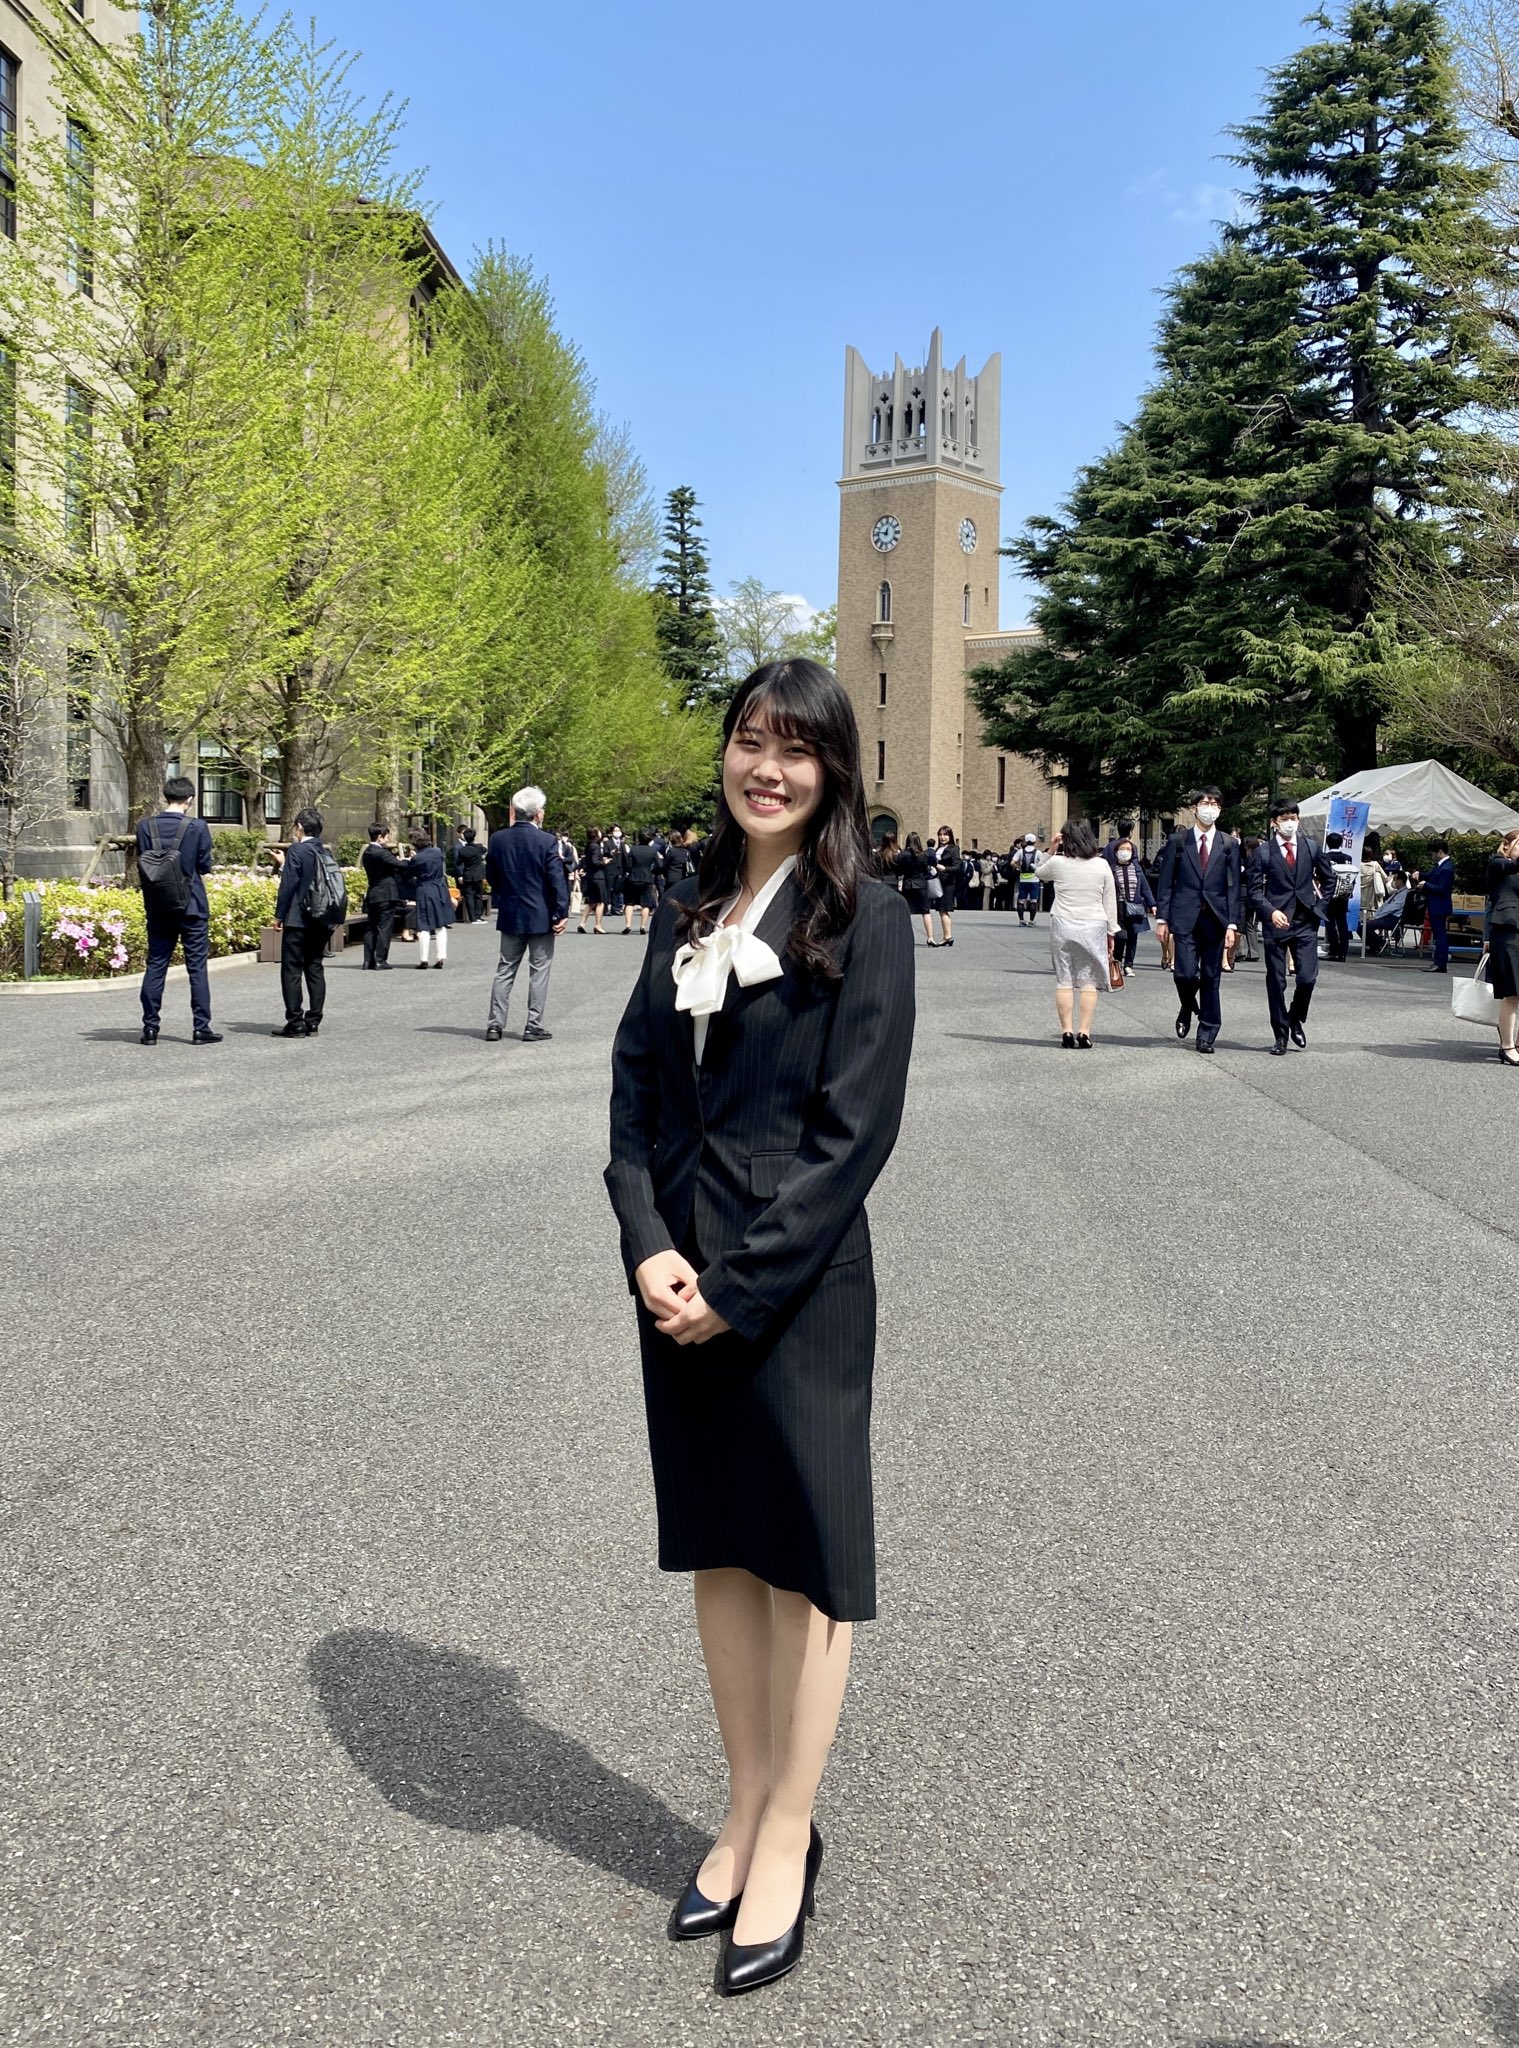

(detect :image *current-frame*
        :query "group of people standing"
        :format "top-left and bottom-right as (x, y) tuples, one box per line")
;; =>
(1031, 791), (1519, 1065)
(563, 826), (701, 937)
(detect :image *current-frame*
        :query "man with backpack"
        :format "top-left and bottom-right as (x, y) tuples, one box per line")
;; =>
(135, 774), (221, 1047)
(271, 807), (346, 1038)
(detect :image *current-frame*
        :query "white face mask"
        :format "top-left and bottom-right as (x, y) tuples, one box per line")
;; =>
(1196, 804), (1220, 828)
(1116, 850), (1133, 865)
(1278, 818), (1299, 841)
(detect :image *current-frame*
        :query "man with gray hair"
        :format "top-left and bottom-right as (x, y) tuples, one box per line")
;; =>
(483, 785), (569, 1042)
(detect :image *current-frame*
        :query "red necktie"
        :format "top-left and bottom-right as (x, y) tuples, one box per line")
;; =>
(1199, 833), (1210, 870)
(1285, 841), (1296, 869)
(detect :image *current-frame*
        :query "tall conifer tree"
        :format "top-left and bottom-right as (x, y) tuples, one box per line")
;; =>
(654, 486), (723, 706)
(975, 0), (1509, 802)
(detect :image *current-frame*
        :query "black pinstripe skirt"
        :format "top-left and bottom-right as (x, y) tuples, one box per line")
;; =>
(636, 1248), (878, 1623)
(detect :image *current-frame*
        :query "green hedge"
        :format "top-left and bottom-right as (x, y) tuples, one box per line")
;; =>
(209, 826), (275, 867)
(1369, 831), (1503, 894)
(0, 869), (365, 979)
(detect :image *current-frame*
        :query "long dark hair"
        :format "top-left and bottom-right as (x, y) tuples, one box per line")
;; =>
(678, 659), (873, 980)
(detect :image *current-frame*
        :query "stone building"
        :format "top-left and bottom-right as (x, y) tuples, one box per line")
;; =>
(1, 0), (466, 877)
(835, 330), (1063, 857)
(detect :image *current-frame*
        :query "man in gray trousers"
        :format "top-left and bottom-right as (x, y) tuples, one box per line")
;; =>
(484, 786), (569, 1042)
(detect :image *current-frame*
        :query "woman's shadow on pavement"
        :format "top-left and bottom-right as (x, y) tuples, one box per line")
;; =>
(306, 1627), (707, 1898)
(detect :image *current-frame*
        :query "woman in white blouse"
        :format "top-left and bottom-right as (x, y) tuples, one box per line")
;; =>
(1039, 818), (1120, 1047)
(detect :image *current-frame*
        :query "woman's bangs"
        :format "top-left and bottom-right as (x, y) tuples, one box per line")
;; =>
(730, 684), (813, 747)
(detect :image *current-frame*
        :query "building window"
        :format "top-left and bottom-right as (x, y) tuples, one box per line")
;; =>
(877, 671), (887, 707)
(877, 580), (891, 624)
(876, 740), (886, 783)
(997, 755), (1007, 807)
(66, 656), (93, 809)
(198, 740), (244, 823)
(65, 380), (93, 552)
(0, 50), (16, 243)
(67, 118), (94, 298)
(870, 407), (881, 443)
(262, 767), (283, 825)
(962, 584), (971, 625)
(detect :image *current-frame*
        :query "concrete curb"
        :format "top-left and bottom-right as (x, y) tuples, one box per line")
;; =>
(0, 950), (266, 997)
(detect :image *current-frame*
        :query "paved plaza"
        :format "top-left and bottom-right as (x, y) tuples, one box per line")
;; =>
(3, 913), (1518, 2048)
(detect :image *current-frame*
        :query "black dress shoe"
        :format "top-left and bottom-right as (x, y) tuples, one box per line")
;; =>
(668, 1871), (743, 1942)
(1175, 1006), (1194, 1040)
(1270, 1034), (1288, 1056)
(1060, 1031), (1076, 1049)
(484, 1025), (503, 1042)
(1423, 963), (1446, 973)
(192, 1028), (223, 1044)
(378, 962), (394, 970)
(271, 1022), (304, 1037)
(1289, 1019), (1307, 1048)
(522, 1025), (552, 1041)
(1076, 1033), (1092, 1049)
(139, 1026), (159, 1045)
(717, 1826), (823, 1996)
(1196, 1037), (1216, 1055)
(304, 1019), (321, 1036)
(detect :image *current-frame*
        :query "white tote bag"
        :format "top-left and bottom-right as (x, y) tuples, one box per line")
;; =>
(1451, 954), (1499, 1027)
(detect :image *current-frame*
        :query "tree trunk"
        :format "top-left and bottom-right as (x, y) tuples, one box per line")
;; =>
(1333, 709), (1380, 778)
(123, 711), (166, 881)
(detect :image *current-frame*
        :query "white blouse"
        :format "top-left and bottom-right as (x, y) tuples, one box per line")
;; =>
(673, 854), (797, 1064)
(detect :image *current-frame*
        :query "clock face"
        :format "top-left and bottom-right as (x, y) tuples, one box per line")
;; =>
(959, 518), (977, 554)
(871, 515), (901, 553)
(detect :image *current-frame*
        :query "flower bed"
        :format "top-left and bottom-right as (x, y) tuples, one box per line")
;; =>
(0, 868), (365, 980)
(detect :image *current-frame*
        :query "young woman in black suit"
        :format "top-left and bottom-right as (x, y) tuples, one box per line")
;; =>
(606, 659), (915, 1997)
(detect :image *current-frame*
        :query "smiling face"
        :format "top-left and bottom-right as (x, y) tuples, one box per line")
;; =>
(721, 709), (825, 856)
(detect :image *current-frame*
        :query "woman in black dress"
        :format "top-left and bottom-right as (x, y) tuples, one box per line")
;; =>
(890, 831), (935, 944)
(403, 827), (455, 968)
(576, 827), (610, 934)
(1488, 829), (1519, 1067)
(606, 660), (915, 1997)
(931, 825), (961, 945)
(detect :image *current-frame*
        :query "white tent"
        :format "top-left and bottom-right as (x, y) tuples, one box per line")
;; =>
(1298, 760), (1519, 836)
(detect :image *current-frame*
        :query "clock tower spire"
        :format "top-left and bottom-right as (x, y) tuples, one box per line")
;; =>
(836, 330), (1006, 850)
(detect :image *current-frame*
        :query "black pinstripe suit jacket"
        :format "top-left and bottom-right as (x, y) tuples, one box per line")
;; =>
(605, 874), (916, 1346)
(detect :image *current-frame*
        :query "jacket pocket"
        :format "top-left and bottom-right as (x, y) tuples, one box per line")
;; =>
(748, 1149), (795, 1199)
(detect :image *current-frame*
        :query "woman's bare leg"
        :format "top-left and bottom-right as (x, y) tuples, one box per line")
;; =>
(1055, 985), (1074, 1033)
(1078, 986), (1099, 1035)
(1499, 995), (1518, 1050)
(921, 914), (933, 944)
(692, 1569), (774, 1903)
(732, 1592), (853, 1945)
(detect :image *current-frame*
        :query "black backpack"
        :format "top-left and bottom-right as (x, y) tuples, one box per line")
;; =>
(138, 815), (193, 917)
(301, 841), (349, 925)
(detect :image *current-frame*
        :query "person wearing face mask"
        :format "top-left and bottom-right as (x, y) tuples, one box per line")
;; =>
(1014, 834), (1043, 925)
(1245, 798), (1338, 1054)
(1110, 833), (1156, 975)
(1154, 788), (1243, 1054)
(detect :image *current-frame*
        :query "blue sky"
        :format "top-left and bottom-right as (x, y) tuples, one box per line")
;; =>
(296, 0), (1316, 623)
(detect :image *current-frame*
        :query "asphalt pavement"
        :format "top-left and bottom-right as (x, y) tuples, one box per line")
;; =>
(3, 911), (1517, 2048)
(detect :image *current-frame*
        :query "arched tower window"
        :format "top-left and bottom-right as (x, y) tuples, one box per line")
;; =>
(870, 407), (881, 444)
(878, 580), (892, 624)
(885, 401), (893, 440)
(962, 584), (971, 625)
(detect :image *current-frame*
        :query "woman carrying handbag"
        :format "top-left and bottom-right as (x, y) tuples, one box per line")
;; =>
(1485, 829), (1519, 1067)
(605, 659), (915, 1998)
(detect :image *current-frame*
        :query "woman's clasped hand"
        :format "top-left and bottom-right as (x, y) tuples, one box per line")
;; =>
(635, 1248), (732, 1344)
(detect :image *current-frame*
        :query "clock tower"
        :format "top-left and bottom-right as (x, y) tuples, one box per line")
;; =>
(836, 330), (1053, 855)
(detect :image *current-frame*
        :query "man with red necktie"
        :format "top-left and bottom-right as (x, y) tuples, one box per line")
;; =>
(1155, 785), (1244, 1054)
(1245, 797), (1338, 1054)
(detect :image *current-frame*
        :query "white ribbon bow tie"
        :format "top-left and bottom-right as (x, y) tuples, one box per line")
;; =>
(672, 923), (784, 1018)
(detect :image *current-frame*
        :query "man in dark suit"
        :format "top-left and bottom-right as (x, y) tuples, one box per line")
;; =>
(271, 807), (329, 1037)
(135, 773), (221, 1046)
(1154, 785), (1243, 1054)
(359, 823), (404, 968)
(483, 784), (569, 1042)
(1246, 798), (1337, 1054)
(1420, 839), (1455, 972)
